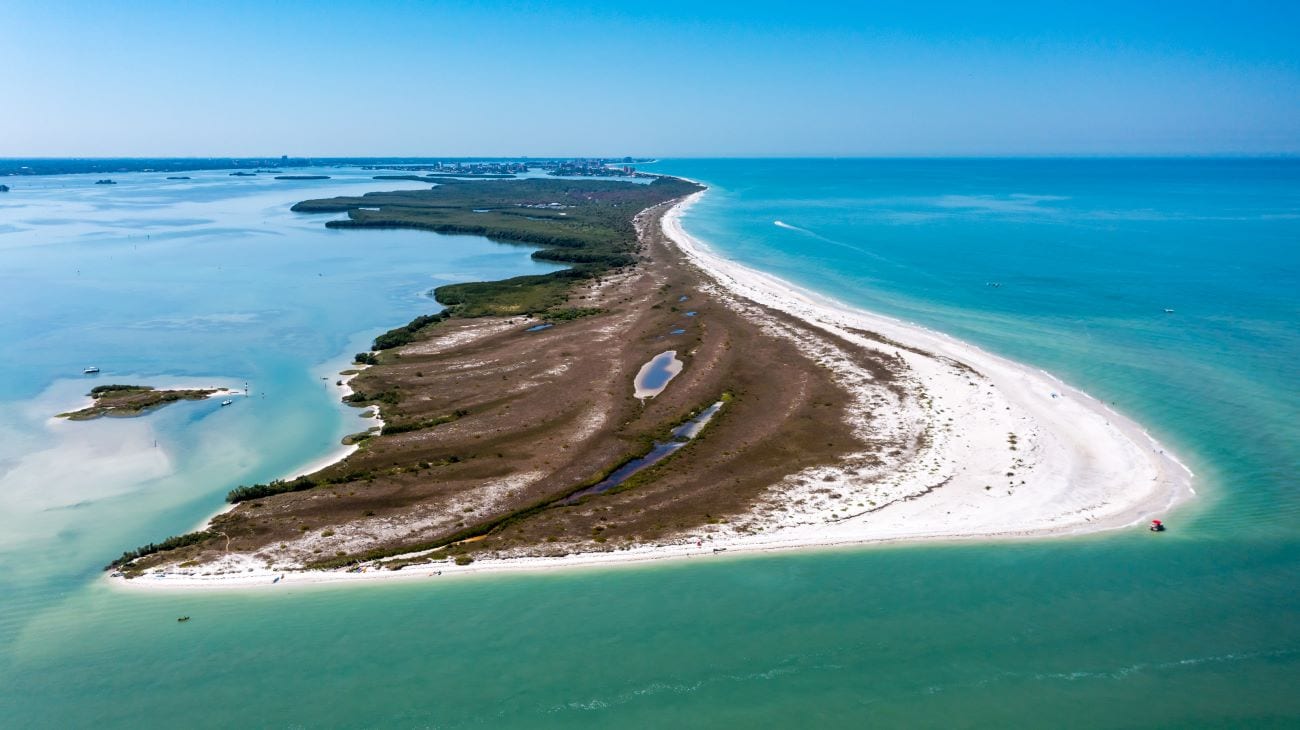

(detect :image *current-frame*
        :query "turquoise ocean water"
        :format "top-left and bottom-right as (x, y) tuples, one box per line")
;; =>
(1, 160), (1297, 727)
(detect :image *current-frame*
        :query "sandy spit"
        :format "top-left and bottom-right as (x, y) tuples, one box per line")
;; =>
(114, 190), (1194, 592)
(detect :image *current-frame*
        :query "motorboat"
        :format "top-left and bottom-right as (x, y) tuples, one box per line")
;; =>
(83, 366), (100, 374)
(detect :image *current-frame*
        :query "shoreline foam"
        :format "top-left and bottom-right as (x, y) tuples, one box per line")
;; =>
(113, 189), (1194, 591)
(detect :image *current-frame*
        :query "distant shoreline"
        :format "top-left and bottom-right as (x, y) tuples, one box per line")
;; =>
(0, 157), (655, 178)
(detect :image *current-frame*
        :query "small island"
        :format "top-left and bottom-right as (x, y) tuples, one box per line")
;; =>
(0, 184), (10, 192)
(59, 384), (224, 420)
(166, 176), (191, 180)
(275, 175), (331, 180)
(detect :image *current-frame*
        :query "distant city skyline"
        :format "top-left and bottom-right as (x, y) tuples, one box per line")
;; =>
(3, 0), (1298, 157)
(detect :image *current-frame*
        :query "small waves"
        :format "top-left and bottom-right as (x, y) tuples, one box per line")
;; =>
(1032, 647), (1300, 683)
(540, 646), (1299, 718)
(545, 661), (811, 715)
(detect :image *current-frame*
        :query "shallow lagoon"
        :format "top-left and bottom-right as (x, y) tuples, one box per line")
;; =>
(0, 169), (561, 663)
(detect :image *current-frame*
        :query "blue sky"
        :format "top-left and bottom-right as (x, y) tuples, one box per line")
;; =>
(2, 1), (1298, 156)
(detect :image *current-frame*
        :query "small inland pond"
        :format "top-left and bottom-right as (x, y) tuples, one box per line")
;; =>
(633, 350), (683, 398)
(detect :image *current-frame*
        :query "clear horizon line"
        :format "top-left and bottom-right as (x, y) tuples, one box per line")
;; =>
(3, 152), (1299, 161)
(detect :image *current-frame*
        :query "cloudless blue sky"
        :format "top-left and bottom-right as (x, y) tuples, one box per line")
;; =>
(2, 1), (1298, 156)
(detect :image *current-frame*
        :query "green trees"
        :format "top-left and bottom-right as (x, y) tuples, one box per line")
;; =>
(226, 476), (318, 503)
(343, 389), (399, 406)
(108, 530), (214, 569)
(293, 176), (704, 321)
(89, 384), (151, 396)
(372, 311), (449, 350)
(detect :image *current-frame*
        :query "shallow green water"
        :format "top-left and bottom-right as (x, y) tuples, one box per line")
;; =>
(2, 160), (1298, 727)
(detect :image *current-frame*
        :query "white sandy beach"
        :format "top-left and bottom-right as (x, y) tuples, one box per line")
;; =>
(114, 191), (1195, 591)
(662, 192), (1194, 536)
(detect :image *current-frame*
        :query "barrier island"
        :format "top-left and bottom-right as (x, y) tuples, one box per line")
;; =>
(110, 175), (1191, 585)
